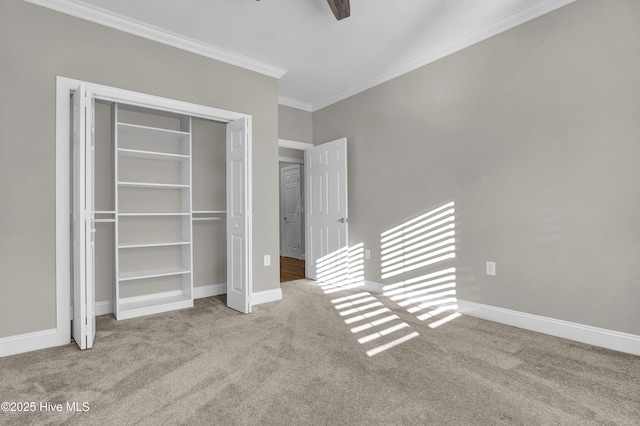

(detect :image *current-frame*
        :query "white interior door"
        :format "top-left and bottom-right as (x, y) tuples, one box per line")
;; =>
(226, 117), (252, 313)
(72, 84), (96, 349)
(281, 164), (302, 259)
(305, 138), (348, 282)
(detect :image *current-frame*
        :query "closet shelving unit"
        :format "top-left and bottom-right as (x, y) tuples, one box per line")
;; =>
(114, 105), (194, 320)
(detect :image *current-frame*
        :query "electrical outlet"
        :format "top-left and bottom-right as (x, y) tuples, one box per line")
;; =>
(486, 261), (496, 276)
(264, 255), (271, 266)
(365, 249), (371, 260)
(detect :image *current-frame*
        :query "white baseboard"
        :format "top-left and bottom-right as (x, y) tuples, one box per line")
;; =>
(72, 301), (114, 318)
(363, 280), (385, 294)
(253, 288), (283, 306)
(4, 285), (280, 358)
(95, 300), (113, 316)
(90, 283), (259, 316)
(0, 329), (61, 358)
(194, 283), (226, 299)
(457, 300), (640, 356)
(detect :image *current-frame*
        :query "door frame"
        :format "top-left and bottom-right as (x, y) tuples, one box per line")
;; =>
(278, 139), (313, 263)
(56, 76), (252, 347)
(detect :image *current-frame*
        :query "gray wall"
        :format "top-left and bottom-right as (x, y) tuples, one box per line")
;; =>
(0, 0), (280, 338)
(313, 0), (640, 335)
(279, 105), (313, 144)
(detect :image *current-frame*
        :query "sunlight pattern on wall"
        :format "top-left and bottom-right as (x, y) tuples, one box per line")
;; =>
(384, 268), (461, 328)
(380, 202), (456, 279)
(316, 243), (365, 294)
(330, 292), (419, 357)
(381, 202), (460, 328)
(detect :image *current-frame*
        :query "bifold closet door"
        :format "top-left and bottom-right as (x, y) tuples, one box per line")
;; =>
(72, 83), (96, 350)
(226, 117), (252, 314)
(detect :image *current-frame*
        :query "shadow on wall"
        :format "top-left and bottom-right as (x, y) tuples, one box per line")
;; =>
(381, 202), (461, 329)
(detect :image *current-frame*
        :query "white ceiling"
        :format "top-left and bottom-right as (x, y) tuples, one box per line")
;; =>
(31, 0), (574, 111)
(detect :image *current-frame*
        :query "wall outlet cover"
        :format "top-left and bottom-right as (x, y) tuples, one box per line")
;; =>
(486, 261), (496, 276)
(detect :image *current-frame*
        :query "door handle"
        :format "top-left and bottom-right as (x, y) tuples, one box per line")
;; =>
(337, 218), (347, 223)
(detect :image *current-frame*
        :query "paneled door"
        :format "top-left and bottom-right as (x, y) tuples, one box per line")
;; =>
(72, 83), (96, 350)
(305, 138), (348, 283)
(281, 164), (302, 259)
(226, 117), (252, 314)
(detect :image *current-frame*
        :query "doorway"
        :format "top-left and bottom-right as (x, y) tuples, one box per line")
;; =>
(278, 139), (311, 282)
(277, 138), (349, 284)
(281, 164), (302, 259)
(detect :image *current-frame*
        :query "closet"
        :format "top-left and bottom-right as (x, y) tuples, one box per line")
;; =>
(92, 102), (230, 320)
(64, 78), (251, 350)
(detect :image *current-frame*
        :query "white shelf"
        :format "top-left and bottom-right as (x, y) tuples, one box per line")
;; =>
(118, 122), (190, 140)
(117, 293), (193, 320)
(119, 240), (190, 249)
(118, 213), (190, 217)
(114, 105), (193, 321)
(119, 267), (191, 282)
(118, 181), (189, 189)
(118, 148), (189, 161)
(192, 210), (226, 222)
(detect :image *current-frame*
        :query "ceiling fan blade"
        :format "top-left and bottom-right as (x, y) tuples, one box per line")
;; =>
(327, 0), (350, 20)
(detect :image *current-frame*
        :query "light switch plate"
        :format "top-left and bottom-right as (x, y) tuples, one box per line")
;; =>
(264, 255), (271, 266)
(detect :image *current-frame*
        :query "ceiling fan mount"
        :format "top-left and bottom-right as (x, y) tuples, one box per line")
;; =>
(327, 0), (350, 21)
(256, 0), (351, 21)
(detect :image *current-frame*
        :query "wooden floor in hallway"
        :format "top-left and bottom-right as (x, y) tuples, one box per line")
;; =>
(280, 256), (306, 282)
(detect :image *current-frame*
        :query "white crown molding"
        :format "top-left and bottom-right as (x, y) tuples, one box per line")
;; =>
(458, 300), (640, 356)
(278, 96), (314, 112)
(311, 0), (576, 111)
(24, 0), (287, 79)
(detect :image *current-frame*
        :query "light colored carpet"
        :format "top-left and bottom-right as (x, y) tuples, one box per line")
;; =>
(1, 279), (638, 425)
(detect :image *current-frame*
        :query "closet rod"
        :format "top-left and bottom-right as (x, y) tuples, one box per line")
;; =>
(94, 219), (116, 223)
(192, 217), (224, 222)
(192, 210), (226, 214)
